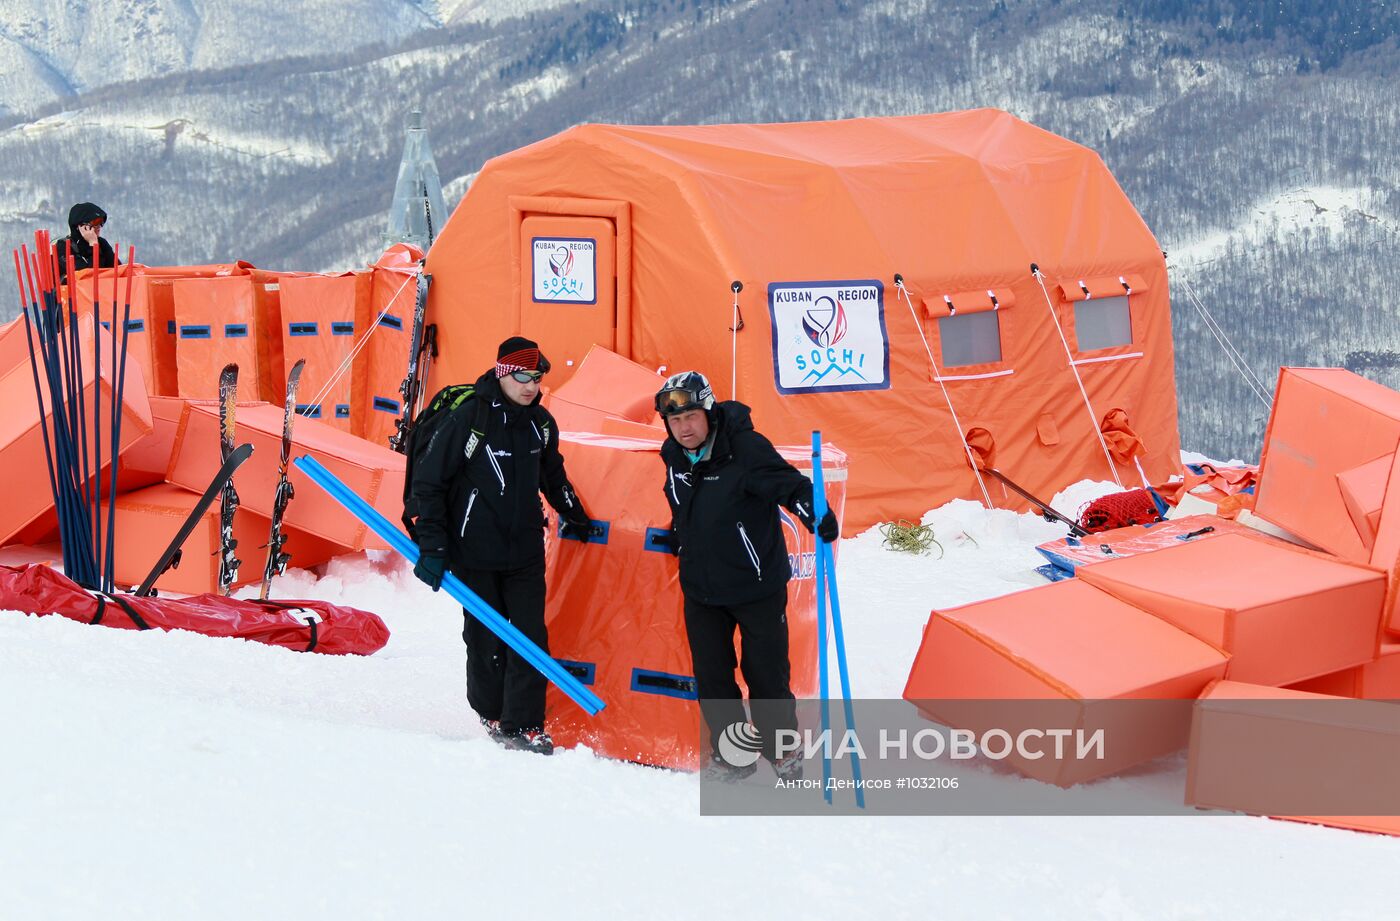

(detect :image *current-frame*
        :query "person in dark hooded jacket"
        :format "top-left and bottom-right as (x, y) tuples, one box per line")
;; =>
(55, 203), (118, 283)
(656, 371), (838, 779)
(409, 337), (593, 755)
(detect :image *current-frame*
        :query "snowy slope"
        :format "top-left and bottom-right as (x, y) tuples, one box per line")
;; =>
(2, 472), (1397, 919)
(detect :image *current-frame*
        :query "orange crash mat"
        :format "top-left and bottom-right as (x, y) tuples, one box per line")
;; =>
(1287, 643), (1400, 700)
(543, 432), (846, 770)
(1187, 680), (1400, 833)
(164, 400), (404, 552)
(1077, 532), (1385, 687)
(111, 482), (344, 595)
(902, 578), (1228, 786)
(0, 318), (153, 547)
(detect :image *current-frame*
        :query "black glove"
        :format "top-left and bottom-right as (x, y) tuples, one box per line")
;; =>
(816, 509), (840, 543)
(414, 553), (446, 592)
(559, 507), (596, 541)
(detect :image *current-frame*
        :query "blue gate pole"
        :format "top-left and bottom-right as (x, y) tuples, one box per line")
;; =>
(293, 455), (605, 715)
(811, 433), (865, 809)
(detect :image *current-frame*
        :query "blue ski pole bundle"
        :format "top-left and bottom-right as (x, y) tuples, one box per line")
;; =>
(811, 431), (864, 809)
(293, 455), (605, 716)
(10, 233), (135, 592)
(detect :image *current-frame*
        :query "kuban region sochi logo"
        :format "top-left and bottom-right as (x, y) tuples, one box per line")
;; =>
(531, 236), (596, 304)
(548, 245), (575, 279)
(802, 295), (848, 348)
(768, 279), (890, 395)
(717, 721), (764, 767)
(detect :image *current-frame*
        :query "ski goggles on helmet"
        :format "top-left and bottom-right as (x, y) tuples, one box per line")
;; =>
(655, 386), (706, 416)
(509, 369), (544, 384)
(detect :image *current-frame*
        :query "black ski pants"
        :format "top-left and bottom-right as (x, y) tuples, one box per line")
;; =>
(683, 588), (797, 762)
(456, 559), (548, 733)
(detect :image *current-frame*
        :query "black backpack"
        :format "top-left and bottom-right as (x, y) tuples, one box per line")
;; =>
(401, 383), (490, 538)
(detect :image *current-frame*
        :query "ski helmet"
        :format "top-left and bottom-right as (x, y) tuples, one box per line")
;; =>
(655, 371), (715, 417)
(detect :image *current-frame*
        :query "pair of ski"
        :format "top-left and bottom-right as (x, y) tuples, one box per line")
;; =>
(134, 360), (306, 598)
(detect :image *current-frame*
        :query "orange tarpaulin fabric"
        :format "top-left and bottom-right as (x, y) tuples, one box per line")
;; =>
(544, 432), (846, 768)
(1287, 643), (1400, 699)
(425, 111), (1181, 533)
(1152, 462), (1259, 513)
(1099, 408), (1144, 464)
(902, 579), (1228, 785)
(1077, 533), (1385, 687)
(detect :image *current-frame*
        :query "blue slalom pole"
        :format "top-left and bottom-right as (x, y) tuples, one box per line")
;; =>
(293, 455), (605, 716)
(811, 432), (865, 809)
(811, 433), (833, 802)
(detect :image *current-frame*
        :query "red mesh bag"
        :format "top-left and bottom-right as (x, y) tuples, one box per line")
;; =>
(1078, 488), (1164, 534)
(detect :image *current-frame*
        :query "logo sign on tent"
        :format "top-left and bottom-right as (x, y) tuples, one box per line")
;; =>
(531, 237), (597, 304)
(768, 279), (889, 394)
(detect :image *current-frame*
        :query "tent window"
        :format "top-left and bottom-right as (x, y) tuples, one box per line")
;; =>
(937, 312), (1002, 367)
(1073, 295), (1132, 351)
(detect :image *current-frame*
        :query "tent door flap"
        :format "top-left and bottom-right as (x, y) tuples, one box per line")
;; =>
(519, 214), (617, 385)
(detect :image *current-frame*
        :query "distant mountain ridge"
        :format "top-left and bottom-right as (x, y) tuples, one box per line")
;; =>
(3, 0), (1397, 459)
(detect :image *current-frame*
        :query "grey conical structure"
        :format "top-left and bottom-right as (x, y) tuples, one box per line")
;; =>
(383, 110), (448, 252)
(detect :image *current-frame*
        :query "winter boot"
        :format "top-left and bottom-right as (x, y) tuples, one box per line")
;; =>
(701, 753), (758, 783)
(771, 751), (804, 781)
(480, 717), (506, 743)
(500, 727), (555, 756)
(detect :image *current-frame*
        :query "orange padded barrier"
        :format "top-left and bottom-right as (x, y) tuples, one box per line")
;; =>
(426, 111), (1182, 533)
(172, 276), (262, 400)
(0, 319), (153, 547)
(1077, 532), (1385, 686)
(110, 482), (343, 595)
(163, 400), (402, 552)
(1255, 368), (1400, 562)
(354, 247), (419, 448)
(544, 345), (666, 432)
(1369, 449), (1400, 634)
(1337, 453), (1391, 552)
(278, 273), (362, 431)
(544, 432), (846, 768)
(1288, 643), (1400, 699)
(1187, 680), (1400, 836)
(70, 265), (179, 397)
(902, 579), (1228, 785)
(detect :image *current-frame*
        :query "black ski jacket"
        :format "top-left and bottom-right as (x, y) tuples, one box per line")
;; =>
(55, 203), (117, 282)
(411, 372), (586, 571)
(661, 401), (817, 607)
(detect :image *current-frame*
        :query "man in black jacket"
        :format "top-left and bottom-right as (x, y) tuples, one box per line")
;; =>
(656, 371), (838, 779)
(409, 337), (594, 755)
(55, 202), (118, 282)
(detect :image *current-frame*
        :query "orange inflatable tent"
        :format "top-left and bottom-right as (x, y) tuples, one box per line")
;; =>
(425, 110), (1181, 531)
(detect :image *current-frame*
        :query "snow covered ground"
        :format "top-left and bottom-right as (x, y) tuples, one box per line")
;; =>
(2, 474), (1396, 920)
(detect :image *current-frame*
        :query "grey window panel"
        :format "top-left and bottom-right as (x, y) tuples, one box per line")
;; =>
(937, 311), (1002, 367)
(1073, 295), (1133, 350)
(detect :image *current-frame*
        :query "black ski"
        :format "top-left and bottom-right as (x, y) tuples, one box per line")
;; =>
(217, 363), (242, 594)
(133, 443), (254, 596)
(985, 468), (1090, 537)
(389, 270), (433, 453)
(259, 359), (306, 600)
